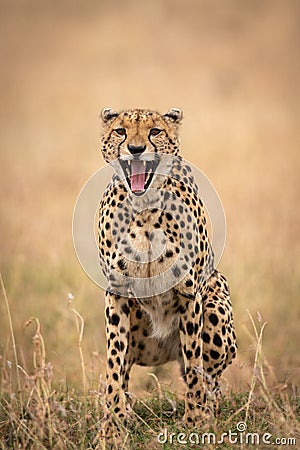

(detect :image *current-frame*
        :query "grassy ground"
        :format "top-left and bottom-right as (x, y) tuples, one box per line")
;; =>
(0, 0), (299, 448)
(1, 387), (299, 449)
(0, 290), (299, 449)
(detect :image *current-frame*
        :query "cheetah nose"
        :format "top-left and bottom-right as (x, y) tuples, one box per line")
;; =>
(128, 145), (146, 156)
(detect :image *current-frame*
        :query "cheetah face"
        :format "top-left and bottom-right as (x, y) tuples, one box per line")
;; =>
(100, 108), (182, 195)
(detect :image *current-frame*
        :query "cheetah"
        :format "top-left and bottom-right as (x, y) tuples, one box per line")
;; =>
(98, 108), (236, 436)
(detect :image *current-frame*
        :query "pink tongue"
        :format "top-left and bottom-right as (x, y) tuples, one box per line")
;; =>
(131, 160), (145, 192)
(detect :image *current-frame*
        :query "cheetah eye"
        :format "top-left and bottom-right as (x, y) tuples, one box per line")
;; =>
(115, 128), (126, 136)
(149, 128), (162, 136)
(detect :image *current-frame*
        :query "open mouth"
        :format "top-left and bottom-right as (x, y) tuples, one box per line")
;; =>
(119, 158), (159, 194)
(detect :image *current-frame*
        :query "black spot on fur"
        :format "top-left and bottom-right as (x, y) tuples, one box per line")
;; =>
(202, 332), (210, 344)
(111, 314), (120, 326)
(186, 322), (194, 335)
(172, 266), (181, 277)
(121, 304), (130, 316)
(185, 350), (193, 359)
(218, 306), (225, 315)
(136, 310), (143, 319)
(213, 333), (222, 347)
(209, 313), (218, 326)
(210, 349), (220, 360)
(118, 259), (126, 270)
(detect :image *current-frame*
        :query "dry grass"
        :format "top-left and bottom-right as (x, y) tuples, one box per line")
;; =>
(0, 282), (298, 448)
(0, 0), (299, 447)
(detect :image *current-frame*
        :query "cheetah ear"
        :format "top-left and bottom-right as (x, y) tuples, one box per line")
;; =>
(101, 108), (119, 123)
(163, 108), (183, 124)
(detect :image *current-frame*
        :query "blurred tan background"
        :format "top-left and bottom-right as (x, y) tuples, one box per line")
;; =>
(0, 0), (299, 392)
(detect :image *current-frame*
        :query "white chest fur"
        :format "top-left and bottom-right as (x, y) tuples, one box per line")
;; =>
(137, 289), (179, 340)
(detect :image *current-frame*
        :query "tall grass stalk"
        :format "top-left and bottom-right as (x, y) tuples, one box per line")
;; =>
(244, 309), (267, 423)
(68, 296), (87, 394)
(0, 273), (22, 404)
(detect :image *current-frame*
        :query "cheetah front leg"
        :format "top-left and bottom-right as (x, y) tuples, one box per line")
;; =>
(178, 292), (210, 427)
(100, 291), (131, 443)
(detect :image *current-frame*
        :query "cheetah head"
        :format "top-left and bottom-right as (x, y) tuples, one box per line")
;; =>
(100, 108), (183, 195)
